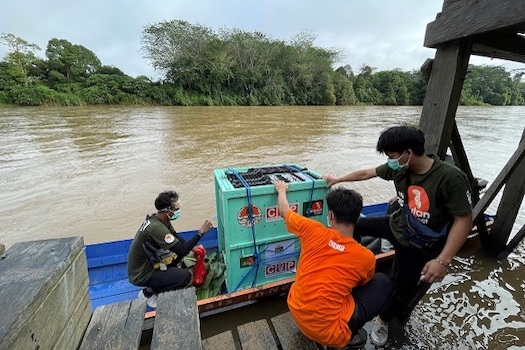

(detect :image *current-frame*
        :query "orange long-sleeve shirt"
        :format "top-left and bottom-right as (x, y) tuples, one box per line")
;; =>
(285, 210), (375, 348)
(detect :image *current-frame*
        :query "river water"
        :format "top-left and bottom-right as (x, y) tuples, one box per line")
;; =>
(1, 105), (524, 349)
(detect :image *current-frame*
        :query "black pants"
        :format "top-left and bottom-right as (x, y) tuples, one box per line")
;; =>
(355, 215), (439, 323)
(142, 266), (192, 294)
(348, 273), (392, 333)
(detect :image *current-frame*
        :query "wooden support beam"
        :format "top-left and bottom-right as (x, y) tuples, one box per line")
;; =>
(420, 58), (433, 82)
(488, 128), (525, 255)
(472, 134), (525, 220)
(442, 0), (462, 9)
(471, 32), (525, 64)
(497, 224), (525, 260)
(420, 40), (471, 157)
(425, 0), (525, 48)
(449, 122), (473, 179)
(450, 122), (490, 244)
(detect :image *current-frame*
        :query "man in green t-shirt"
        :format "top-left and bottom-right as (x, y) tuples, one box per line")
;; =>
(127, 190), (213, 309)
(325, 125), (472, 347)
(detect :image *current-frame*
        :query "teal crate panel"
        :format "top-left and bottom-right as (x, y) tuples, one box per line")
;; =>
(214, 164), (328, 254)
(223, 236), (300, 292)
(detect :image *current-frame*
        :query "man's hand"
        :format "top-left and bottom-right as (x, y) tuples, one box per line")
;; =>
(198, 220), (213, 236)
(273, 180), (289, 193)
(323, 175), (338, 187)
(273, 180), (291, 218)
(420, 259), (448, 283)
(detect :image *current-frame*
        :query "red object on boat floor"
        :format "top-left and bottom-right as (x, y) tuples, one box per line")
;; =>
(192, 246), (207, 286)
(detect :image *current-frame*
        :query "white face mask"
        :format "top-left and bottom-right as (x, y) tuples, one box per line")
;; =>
(327, 212), (332, 227)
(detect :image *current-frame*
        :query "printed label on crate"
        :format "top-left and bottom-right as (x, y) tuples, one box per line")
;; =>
(265, 260), (297, 277)
(303, 199), (324, 217)
(265, 239), (296, 260)
(266, 203), (299, 221)
(237, 205), (262, 227)
(240, 255), (256, 268)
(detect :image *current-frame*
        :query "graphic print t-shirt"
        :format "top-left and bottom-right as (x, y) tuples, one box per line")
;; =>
(376, 155), (472, 246)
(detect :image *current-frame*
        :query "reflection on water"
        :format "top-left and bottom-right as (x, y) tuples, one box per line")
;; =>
(0, 105), (524, 349)
(405, 241), (525, 349)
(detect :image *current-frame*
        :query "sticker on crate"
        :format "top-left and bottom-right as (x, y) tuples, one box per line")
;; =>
(265, 260), (296, 277)
(266, 203), (299, 221)
(264, 239), (298, 277)
(237, 205), (262, 227)
(303, 199), (324, 217)
(240, 255), (256, 268)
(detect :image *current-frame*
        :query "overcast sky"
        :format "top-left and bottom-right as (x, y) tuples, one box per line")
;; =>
(1, 0), (522, 79)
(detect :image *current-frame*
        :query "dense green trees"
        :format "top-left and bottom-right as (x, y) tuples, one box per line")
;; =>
(1, 27), (524, 106)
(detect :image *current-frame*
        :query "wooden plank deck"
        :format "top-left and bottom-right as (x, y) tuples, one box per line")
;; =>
(202, 311), (320, 350)
(0, 238), (323, 350)
(150, 288), (202, 350)
(79, 298), (147, 350)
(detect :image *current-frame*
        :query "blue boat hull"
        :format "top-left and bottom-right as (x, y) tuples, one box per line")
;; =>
(86, 202), (389, 310)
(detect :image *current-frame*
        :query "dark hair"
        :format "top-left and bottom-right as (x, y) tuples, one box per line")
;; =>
(155, 191), (179, 211)
(376, 125), (425, 156)
(326, 188), (363, 225)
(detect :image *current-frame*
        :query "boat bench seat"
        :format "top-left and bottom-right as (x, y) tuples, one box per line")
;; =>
(79, 297), (148, 350)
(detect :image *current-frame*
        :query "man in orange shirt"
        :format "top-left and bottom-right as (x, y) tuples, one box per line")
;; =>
(274, 180), (392, 349)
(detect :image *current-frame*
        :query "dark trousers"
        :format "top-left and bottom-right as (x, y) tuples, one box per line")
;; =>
(348, 273), (392, 333)
(142, 266), (192, 294)
(355, 215), (437, 323)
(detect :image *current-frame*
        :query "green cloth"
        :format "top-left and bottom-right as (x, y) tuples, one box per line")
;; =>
(375, 155), (472, 247)
(127, 214), (180, 285)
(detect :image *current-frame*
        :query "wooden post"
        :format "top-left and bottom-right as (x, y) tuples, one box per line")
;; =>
(419, 39), (472, 158)
(488, 128), (525, 256)
(472, 136), (525, 220)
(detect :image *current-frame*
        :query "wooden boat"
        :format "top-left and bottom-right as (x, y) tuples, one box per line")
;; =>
(86, 202), (393, 316)
(85, 201), (492, 319)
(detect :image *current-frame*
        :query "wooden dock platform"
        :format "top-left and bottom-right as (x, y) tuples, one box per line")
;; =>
(0, 237), (323, 350)
(203, 312), (319, 350)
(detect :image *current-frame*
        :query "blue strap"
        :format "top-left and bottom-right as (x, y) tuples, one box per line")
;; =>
(230, 169), (260, 290)
(232, 240), (300, 291)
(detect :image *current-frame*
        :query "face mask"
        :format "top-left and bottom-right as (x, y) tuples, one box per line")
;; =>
(387, 151), (409, 171)
(169, 209), (181, 221)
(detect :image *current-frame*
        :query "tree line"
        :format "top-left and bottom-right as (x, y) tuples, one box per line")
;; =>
(1, 22), (524, 106)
